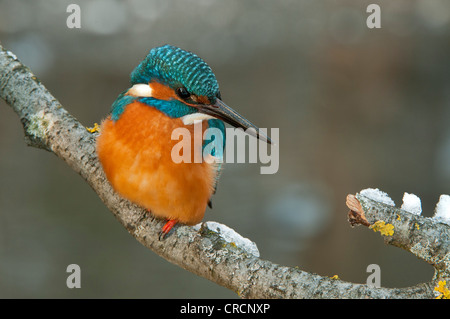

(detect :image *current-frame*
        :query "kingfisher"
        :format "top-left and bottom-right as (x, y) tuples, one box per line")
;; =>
(96, 45), (270, 239)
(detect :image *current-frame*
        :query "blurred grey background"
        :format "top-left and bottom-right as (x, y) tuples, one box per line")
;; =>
(0, 0), (449, 298)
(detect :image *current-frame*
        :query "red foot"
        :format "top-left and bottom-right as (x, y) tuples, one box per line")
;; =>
(159, 219), (177, 240)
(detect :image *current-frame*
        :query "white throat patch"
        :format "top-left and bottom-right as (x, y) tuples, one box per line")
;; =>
(181, 113), (216, 125)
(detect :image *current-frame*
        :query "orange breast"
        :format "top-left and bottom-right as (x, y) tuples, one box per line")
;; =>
(96, 101), (216, 225)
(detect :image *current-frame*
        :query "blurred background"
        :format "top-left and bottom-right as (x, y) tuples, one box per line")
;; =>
(0, 0), (449, 298)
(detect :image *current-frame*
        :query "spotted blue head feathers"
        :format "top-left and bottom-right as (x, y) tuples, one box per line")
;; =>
(131, 45), (221, 102)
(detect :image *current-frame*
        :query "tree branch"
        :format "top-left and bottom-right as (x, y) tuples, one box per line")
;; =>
(347, 194), (450, 281)
(0, 43), (444, 298)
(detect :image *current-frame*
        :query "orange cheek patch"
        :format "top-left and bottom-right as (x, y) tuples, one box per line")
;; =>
(148, 81), (211, 106)
(149, 81), (179, 101)
(195, 95), (211, 105)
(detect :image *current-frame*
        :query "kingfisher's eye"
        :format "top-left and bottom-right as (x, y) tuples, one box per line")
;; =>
(176, 87), (191, 100)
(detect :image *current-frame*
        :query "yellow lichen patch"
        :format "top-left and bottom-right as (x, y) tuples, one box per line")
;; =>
(435, 280), (450, 299)
(86, 123), (100, 133)
(370, 220), (394, 236)
(396, 214), (401, 221)
(330, 275), (340, 280)
(415, 223), (420, 230)
(222, 242), (237, 249)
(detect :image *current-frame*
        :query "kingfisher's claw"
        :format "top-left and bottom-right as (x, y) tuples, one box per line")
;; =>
(159, 219), (177, 240)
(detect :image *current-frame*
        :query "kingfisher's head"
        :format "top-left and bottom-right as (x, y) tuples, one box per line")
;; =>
(111, 45), (270, 143)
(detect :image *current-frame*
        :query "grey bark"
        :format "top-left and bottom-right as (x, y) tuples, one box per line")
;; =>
(1, 44), (446, 299)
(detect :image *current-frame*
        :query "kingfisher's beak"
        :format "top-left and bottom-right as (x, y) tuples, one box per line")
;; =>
(197, 98), (272, 144)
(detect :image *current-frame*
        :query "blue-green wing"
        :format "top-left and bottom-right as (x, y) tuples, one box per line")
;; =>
(204, 119), (226, 207)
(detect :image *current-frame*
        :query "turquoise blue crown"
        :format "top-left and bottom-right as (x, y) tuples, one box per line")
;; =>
(131, 44), (220, 102)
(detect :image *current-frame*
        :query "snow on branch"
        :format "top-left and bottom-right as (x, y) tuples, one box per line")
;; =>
(347, 188), (450, 282)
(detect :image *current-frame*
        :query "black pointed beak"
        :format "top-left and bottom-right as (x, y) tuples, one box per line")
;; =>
(197, 98), (272, 144)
